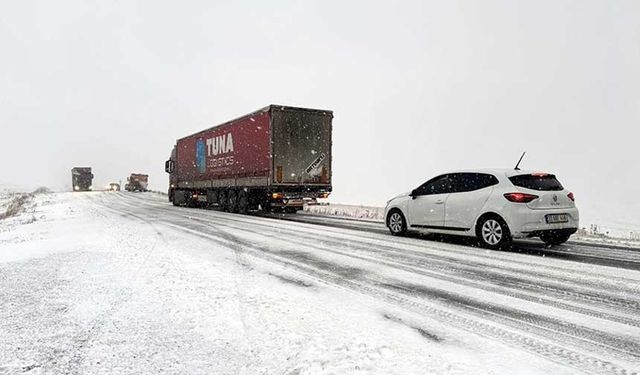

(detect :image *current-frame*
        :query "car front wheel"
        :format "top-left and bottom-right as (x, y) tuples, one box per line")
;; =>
(387, 210), (407, 236)
(477, 216), (511, 249)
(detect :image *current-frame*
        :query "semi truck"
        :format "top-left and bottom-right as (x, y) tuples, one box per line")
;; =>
(165, 104), (333, 213)
(71, 167), (93, 192)
(125, 174), (149, 192)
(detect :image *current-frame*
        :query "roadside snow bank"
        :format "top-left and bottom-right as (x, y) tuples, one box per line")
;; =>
(0, 193), (32, 220)
(304, 203), (384, 222)
(0, 187), (52, 226)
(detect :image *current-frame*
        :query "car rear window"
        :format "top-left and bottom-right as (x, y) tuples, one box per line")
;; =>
(509, 174), (564, 191)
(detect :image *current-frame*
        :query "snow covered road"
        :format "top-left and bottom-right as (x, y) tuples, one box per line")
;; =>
(269, 212), (640, 271)
(1, 192), (639, 374)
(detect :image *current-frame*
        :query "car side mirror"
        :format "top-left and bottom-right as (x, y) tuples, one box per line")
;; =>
(410, 189), (419, 199)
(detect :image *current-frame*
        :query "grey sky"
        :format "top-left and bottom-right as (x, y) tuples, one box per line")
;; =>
(1, 0), (639, 230)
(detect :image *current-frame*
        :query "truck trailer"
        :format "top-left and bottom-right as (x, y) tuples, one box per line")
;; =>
(165, 105), (333, 213)
(71, 167), (93, 192)
(125, 173), (149, 192)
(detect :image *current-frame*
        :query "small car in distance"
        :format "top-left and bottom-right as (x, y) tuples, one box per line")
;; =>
(384, 169), (579, 248)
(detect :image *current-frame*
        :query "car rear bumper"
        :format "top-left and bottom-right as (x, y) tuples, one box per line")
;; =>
(506, 206), (579, 239)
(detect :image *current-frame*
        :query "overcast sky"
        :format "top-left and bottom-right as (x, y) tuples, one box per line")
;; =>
(1, 0), (639, 230)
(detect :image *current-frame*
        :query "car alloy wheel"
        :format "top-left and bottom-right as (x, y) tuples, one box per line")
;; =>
(481, 219), (503, 246)
(388, 211), (406, 235)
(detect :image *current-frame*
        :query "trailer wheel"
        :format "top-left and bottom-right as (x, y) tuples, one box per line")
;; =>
(237, 190), (249, 214)
(218, 190), (228, 211)
(227, 190), (238, 213)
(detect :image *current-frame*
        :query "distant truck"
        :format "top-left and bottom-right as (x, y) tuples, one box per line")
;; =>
(71, 167), (93, 192)
(165, 105), (333, 213)
(108, 183), (121, 191)
(125, 174), (149, 192)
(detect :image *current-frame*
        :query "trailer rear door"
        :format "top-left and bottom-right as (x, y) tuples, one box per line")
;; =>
(270, 106), (332, 186)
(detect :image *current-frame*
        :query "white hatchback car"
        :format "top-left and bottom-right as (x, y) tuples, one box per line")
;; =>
(384, 169), (579, 248)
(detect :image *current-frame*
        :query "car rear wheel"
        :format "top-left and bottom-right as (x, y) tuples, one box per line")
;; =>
(477, 216), (511, 249)
(387, 210), (407, 236)
(540, 233), (571, 246)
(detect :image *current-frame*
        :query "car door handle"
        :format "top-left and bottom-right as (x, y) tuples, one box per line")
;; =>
(435, 200), (444, 204)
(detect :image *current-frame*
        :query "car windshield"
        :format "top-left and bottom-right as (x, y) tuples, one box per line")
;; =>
(509, 174), (564, 191)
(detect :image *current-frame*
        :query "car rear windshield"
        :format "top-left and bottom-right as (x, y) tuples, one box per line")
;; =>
(509, 174), (564, 191)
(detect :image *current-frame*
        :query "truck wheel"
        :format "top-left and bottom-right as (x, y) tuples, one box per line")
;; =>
(259, 198), (271, 212)
(227, 190), (238, 213)
(237, 190), (249, 214)
(218, 190), (228, 211)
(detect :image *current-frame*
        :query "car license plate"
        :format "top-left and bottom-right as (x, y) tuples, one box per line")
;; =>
(546, 214), (568, 224)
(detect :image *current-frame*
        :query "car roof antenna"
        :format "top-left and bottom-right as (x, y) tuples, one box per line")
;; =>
(514, 151), (526, 170)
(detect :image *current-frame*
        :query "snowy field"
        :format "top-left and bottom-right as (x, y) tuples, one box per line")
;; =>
(1, 192), (640, 374)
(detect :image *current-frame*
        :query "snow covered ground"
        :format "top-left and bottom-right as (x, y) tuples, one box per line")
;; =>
(1, 192), (640, 374)
(304, 204), (385, 222)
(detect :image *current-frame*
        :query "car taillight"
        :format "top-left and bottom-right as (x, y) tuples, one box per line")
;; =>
(504, 192), (539, 203)
(568, 192), (575, 201)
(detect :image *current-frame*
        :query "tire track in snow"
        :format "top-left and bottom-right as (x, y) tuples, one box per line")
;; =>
(113, 193), (640, 314)
(162, 215), (640, 364)
(157, 219), (640, 375)
(87, 193), (287, 373)
(57, 194), (176, 374)
(117, 193), (640, 287)
(92, 194), (640, 374)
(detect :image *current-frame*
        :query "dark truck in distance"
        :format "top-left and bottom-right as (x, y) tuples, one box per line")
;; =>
(71, 167), (93, 192)
(125, 173), (149, 192)
(165, 105), (333, 213)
